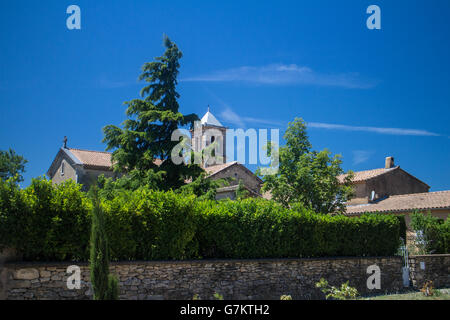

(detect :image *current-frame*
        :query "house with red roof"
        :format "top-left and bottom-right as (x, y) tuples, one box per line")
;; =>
(339, 156), (450, 242)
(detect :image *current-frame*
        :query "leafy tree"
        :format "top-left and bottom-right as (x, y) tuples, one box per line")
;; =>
(96, 170), (164, 200)
(235, 179), (249, 200)
(0, 148), (28, 183)
(177, 172), (230, 201)
(89, 187), (119, 300)
(103, 35), (202, 190)
(257, 118), (354, 214)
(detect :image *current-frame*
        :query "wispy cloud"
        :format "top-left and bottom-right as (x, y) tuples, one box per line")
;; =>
(220, 107), (284, 128)
(307, 122), (441, 137)
(183, 64), (376, 89)
(205, 91), (285, 128)
(352, 150), (374, 165)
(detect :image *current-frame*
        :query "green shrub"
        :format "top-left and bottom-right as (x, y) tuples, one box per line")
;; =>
(0, 177), (29, 253)
(0, 177), (90, 261)
(411, 212), (449, 254)
(195, 198), (403, 258)
(102, 189), (199, 260)
(0, 179), (404, 261)
(315, 278), (359, 300)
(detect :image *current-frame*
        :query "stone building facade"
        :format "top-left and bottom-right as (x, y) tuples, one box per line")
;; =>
(47, 147), (119, 191)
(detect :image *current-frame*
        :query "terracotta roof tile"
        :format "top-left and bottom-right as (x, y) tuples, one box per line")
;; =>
(338, 167), (398, 183)
(345, 190), (450, 215)
(205, 161), (238, 176)
(68, 148), (113, 170)
(68, 148), (162, 171)
(205, 161), (264, 184)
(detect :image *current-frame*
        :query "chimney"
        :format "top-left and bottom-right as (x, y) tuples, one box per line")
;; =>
(385, 156), (394, 169)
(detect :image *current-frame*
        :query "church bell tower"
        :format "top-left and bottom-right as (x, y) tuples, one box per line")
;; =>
(191, 107), (227, 167)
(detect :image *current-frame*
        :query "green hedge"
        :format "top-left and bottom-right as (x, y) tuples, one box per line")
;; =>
(0, 178), (91, 261)
(195, 200), (402, 258)
(0, 177), (404, 261)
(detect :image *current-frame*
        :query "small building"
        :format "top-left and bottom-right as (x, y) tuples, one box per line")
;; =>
(47, 146), (119, 191)
(340, 156), (449, 244)
(338, 156), (430, 205)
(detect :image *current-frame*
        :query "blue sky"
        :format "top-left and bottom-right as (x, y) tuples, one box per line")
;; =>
(1, 0), (449, 191)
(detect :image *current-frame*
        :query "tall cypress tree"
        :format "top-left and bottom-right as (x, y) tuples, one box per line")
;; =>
(89, 188), (118, 300)
(103, 35), (202, 190)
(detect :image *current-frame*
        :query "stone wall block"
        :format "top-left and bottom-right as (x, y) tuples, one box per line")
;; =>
(14, 268), (39, 280)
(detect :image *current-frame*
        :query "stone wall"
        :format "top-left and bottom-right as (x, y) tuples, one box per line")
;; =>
(1, 257), (404, 300)
(409, 254), (450, 289)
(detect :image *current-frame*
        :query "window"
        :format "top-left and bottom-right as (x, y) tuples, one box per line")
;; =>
(61, 162), (65, 176)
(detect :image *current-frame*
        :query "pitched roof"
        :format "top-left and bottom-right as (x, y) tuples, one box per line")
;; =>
(338, 166), (398, 183)
(205, 161), (263, 184)
(345, 190), (450, 215)
(205, 161), (238, 176)
(67, 148), (113, 170)
(47, 148), (164, 177)
(201, 110), (224, 127)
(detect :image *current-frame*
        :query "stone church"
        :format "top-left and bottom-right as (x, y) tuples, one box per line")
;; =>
(47, 110), (263, 199)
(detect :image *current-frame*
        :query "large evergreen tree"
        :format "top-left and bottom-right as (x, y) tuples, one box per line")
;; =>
(103, 36), (202, 190)
(258, 118), (354, 214)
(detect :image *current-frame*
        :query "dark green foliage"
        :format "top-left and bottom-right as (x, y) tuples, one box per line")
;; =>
(0, 179), (404, 261)
(106, 274), (119, 300)
(0, 148), (28, 183)
(411, 211), (449, 254)
(102, 35), (202, 190)
(396, 215), (407, 241)
(89, 188), (118, 300)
